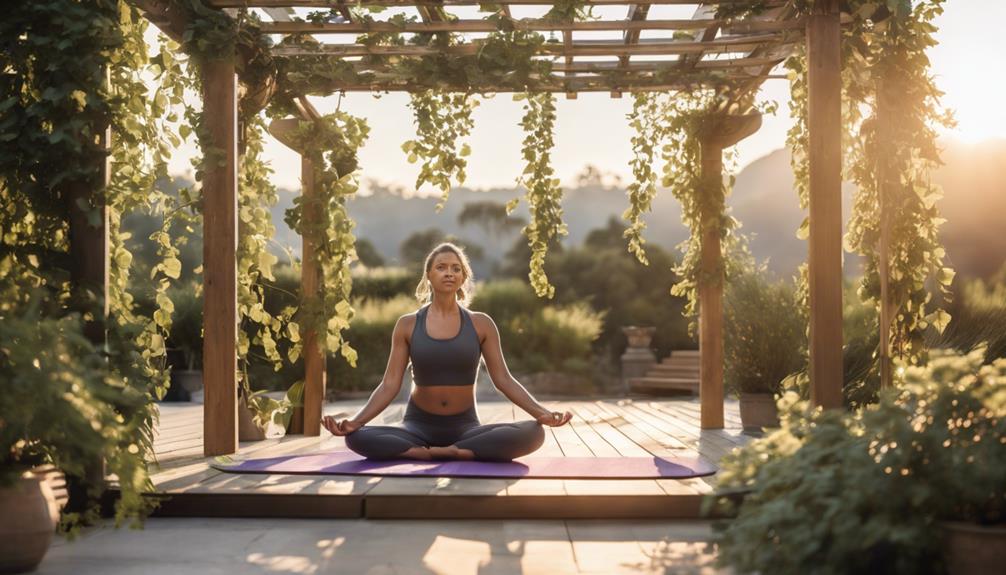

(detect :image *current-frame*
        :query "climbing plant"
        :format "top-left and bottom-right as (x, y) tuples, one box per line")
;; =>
(402, 90), (477, 211)
(280, 111), (370, 367)
(786, 0), (954, 373)
(511, 92), (567, 299)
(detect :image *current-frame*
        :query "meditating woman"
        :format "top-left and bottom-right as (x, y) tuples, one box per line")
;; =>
(323, 242), (573, 461)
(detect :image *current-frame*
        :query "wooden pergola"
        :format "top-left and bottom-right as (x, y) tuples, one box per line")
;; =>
(124, 0), (846, 457)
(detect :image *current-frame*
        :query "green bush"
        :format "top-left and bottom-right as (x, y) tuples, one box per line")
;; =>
(0, 287), (157, 532)
(350, 265), (415, 303)
(471, 282), (604, 377)
(709, 348), (1006, 575)
(931, 267), (1006, 363)
(328, 294), (418, 392)
(724, 270), (807, 395)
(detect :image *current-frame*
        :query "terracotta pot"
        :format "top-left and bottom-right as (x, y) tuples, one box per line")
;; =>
(0, 472), (59, 574)
(739, 393), (780, 431)
(943, 520), (1006, 575)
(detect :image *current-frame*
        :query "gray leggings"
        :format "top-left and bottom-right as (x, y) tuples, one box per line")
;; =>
(344, 400), (545, 462)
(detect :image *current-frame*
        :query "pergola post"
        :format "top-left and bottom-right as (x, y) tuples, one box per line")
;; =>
(697, 137), (726, 429)
(696, 112), (762, 430)
(66, 76), (112, 500)
(301, 155), (326, 436)
(806, 0), (844, 409)
(201, 57), (239, 456)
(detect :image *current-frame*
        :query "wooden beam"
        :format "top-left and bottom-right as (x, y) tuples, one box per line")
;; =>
(258, 18), (806, 34)
(65, 69), (112, 508)
(201, 57), (240, 456)
(698, 136), (725, 430)
(695, 112), (762, 430)
(292, 75), (779, 93)
(350, 55), (784, 74)
(213, 0), (784, 7)
(301, 154), (326, 436)
(806, 0), (843, 409)
(877, 81), (893, 389)
(270, 34), (787, 57)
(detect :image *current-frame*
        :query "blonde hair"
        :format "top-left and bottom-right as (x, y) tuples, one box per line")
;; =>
(414, 242), (475, 307)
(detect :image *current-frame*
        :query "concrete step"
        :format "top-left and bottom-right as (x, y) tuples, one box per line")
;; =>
(628, 377), (700, 395)
(650, 365), (700, 375)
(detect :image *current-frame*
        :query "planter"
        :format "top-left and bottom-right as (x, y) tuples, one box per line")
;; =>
(171, 369), (203, 403)
(943, 521), (1006, 575)
(621, 326), (657, 389)
(739, 393), (780, 432)
(238, 396), (268, 441)
(0, 472), (60, 574)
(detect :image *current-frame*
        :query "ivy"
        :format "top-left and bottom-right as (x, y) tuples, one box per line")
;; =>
(402, 90), (477, 211)
(623, 92), (668, 266)
(280, 111), (370, 367)
(787, 0), (954, 370)
(511, 92), (567, 299)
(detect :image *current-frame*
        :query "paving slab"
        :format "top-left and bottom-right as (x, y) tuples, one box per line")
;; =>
(38, 517), (725, 575)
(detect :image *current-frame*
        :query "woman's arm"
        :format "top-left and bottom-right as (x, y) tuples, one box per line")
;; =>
(477, 312), (554, 420)
(346, 315), (412, 426)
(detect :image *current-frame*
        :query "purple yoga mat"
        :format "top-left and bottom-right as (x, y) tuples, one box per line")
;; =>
(210, 450), (716, 479)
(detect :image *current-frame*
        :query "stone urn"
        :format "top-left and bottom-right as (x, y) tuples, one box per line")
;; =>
(620, 326), (657, 389)
(739, 393), (780, 432)
(942, 521), (1006, 575)
(0, 472), (60, 574)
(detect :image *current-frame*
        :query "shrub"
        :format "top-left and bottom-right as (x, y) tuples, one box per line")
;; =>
(709, 347), (1006, 575)
(0, 288), (157, 533)
(931, 267), (1006, 363)
(328, 294), (417, 392)
(470, 281), (605, 377)
(724, 270), (807, 395)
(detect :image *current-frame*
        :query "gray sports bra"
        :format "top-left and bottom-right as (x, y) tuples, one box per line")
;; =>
(409, 302), (482, 387)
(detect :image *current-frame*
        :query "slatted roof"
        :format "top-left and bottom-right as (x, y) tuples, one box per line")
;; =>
(207, 0), (803, 95)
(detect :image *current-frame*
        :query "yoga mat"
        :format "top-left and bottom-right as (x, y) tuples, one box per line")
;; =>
(210, 450), (716, 479)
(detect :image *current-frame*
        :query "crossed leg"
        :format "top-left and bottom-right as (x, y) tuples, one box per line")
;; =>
(452, 421), (546, 462)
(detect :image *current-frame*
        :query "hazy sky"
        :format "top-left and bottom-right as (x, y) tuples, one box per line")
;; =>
(165, 2), (1005, 195)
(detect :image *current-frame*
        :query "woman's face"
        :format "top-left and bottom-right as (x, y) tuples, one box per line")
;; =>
(427, 251), (465, 293)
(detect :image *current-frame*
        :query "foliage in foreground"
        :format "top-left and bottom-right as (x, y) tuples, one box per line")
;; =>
(708, 348), (1006, 575)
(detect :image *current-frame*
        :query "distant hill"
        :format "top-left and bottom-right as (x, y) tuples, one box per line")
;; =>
(263, 138), (1005, 281)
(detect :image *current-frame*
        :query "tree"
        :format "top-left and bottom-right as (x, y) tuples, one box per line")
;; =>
(399, 228), (485, 272)
(354, 237), (385, 268)
(457, 200), (527, 237)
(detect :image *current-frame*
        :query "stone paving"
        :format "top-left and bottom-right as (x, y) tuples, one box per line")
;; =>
(37, 517), (730, 575)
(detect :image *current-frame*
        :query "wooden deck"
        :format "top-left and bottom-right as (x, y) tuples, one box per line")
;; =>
(112, 397), (751, 520)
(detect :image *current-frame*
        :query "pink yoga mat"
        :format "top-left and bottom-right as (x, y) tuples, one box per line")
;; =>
(210, 450), (716, 479)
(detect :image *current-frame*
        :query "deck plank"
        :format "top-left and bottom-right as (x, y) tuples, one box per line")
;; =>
(135, 397), (742, 519)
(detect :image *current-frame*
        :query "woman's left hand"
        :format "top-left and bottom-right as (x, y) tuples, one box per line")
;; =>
(536, 410), (573, 427)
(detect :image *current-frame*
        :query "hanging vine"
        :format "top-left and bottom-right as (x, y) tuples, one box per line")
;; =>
(623, 91), (670, 266)
(280, 111), (370, 367)
(402, 90), (477, 211)
(510, 92), (567, 299)
(786, 0), (954, 371)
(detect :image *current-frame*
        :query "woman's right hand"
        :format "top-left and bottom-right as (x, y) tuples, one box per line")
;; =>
(322, 415), (362, 436)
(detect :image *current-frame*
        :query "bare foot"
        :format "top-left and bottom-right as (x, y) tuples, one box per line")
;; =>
(398, 446), (433, 460)
(427, 446), (476, 460)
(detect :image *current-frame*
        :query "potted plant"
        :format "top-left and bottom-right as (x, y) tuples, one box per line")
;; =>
(901, 350), (1006, 575)
(1, 293), (153, 572)
(708, 347), (1005, 575)
(166, 284), (203, 402)
(238, 380), (304, 440)
(724, 270), (806, 432)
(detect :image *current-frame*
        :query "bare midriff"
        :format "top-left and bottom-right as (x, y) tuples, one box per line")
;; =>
(410, 386), (475, 415)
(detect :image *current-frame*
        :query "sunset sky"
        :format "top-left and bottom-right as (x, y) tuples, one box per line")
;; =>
(165, 2), (1005, 195)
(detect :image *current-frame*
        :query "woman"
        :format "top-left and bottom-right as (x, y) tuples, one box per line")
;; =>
(323, 242), (573, 461)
